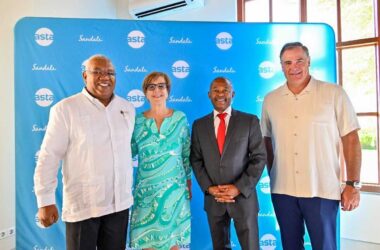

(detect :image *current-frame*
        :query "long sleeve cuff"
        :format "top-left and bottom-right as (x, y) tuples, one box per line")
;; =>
(36, 193), (56, 208)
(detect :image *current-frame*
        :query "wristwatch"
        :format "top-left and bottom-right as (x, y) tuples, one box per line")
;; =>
(345, 180), (362, 189)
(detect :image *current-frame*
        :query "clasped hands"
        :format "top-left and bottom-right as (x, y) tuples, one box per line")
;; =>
(208, 184), (241, 203)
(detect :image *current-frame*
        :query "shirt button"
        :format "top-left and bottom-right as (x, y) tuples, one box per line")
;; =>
(296, 170), (299, 174)
(294, 115), (298, 119)
(294, 133), (297, 136)
(294, 152), (298, 156)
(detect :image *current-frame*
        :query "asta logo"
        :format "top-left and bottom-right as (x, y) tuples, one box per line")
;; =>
(126, 89), (145, 108)
(172, 60), (190, 79)
(127, 30), (145, 49)
(123, 65), (148, 73)
(169, 36), (193, 44)
(258, 61), (276, 79)
(32, 64), (56, 71)
(256, 95), (264, 103)
(258, 176), (270, 194)
(216, 32), (232, 50)
(168, 95), (192, 103)
(35, 28), (54, 46)
(212, 66), (236, 74)
(78, 34), (103, 42)
(260, 234), (277, 250)
(35, 88), (54, 107)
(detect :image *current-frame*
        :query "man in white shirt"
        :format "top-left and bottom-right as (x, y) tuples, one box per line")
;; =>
(261, 42), (361, 250)
(34, 54), (135, 250)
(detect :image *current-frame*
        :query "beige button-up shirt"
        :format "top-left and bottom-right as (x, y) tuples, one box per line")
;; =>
(261, 77), (360, 200)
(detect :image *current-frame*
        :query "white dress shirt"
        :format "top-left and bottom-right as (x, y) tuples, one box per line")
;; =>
(213, 106), (232, 137)
(34, 88), (135, 222)
(261, 77), (360, 200)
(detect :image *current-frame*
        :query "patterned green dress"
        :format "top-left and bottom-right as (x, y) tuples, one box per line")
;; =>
(129, 110), (191, 249)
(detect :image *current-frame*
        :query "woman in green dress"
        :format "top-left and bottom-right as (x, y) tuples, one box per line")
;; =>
(130, 72), (192, 250)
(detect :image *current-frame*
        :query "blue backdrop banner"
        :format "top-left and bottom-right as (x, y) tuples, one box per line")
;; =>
(15, 17), (337, 250)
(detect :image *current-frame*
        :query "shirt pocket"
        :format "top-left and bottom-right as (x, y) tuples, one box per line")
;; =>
(63, 183), (87, 213)
(312, 102), (334, 124)
(83, 178), (106, 206)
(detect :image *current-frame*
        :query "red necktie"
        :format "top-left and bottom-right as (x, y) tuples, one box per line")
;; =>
(217, 113), (227, 154)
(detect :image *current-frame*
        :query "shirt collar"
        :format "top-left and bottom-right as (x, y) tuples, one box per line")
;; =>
(81, 88), (114, 107)
(280, 76), (316, 96)
(213, 106), (232, 118)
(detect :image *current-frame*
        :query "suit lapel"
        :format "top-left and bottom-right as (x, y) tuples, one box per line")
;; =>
(206, 112), (220, 156)
(222, 109), (238, 155)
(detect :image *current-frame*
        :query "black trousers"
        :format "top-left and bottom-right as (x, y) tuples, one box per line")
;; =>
(207, 210), (259, 250)
(65, 209), (129, 250)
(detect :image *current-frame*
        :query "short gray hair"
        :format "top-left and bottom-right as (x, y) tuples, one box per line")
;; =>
(81, 54), (112, 72)
(279, 42), (309, 60)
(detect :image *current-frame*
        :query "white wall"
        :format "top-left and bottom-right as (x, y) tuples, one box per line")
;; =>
(118, 0), (236, 21)
(341, 193), (380, 244)
(0, 1), (236, 249)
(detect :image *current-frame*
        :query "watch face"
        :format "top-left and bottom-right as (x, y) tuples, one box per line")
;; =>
(346, 180), (362, 189)
(353, 181), (362, 189)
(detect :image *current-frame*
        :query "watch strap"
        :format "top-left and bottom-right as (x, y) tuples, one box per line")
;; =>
(345, 180), (361, 189)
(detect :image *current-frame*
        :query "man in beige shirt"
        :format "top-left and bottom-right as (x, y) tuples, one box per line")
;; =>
(261, 42), (361, 250)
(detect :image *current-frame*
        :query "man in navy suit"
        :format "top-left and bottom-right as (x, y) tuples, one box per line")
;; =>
(190, 77), (266, 250)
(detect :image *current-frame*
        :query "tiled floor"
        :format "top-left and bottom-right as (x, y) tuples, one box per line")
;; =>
(341, 238), (380, 250)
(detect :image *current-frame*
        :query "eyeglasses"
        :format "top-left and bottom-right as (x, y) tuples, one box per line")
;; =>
(146, 83), (167, 91)
(86, 70), (116, 77)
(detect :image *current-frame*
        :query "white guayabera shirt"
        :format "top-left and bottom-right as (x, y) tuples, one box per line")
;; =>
(34, 88), (135, 222)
